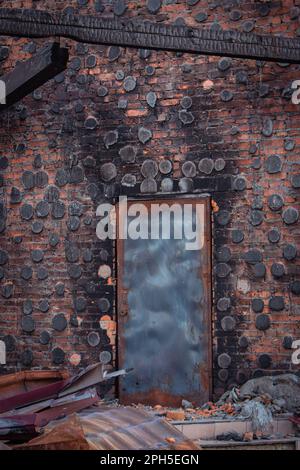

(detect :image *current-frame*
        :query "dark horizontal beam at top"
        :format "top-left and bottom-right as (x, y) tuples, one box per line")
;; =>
(0, 41), (68, 110)
(1, 8), (300, 64)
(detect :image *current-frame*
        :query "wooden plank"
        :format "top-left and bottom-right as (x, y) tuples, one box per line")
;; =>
(0, 42), (68, 109)
(0, 8), (300, 63)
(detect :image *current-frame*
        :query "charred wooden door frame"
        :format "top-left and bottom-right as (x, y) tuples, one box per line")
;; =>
(116, 193), (212, 406)
(0, 42), (68, 110)
(1, 8), (300, 64)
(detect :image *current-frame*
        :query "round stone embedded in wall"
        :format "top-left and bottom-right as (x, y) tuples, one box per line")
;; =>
(87, 331), (100, 347)
(68, 201), (83, 217)
(182, 161), (196, 178)
(84, 116), (98, 130)
(119, 145), (137, 163)
(214, 158), (226, 172)
(244, 249), (262, 264)
(138, 127), (152, 144)
(21, 316), (35, 333)
(98, 298), (110, 313)
(218, 57), (231, 72)
(285, 138), (295, 151)
(21, 349), (33, 366)
(55, 283), (65, 296)
(68, 265), (82, 280)
(261, 118), (273, 137)
(283, 336), (293, 349)
(52, 347), (65, 365)
(2, 283), (13, 298)
(67, 216), (80, 232)
(238, 336), (249, 348)
(180, 96), (192, 111)
(39, 299), (49, 313)
(268, 228), (281, 243)
(217, 297), (231, 312)
(220, 90), (233, 102)
(252, 298), (264, 313)
(291, 280), (300, 295)
(31, 249), (44, 263)
(282, 207), (299, 225)
(161, 178), (174, 192)
(269, 296), (285, 311)
(141, 160), (158, 178)
(0, 250), (8, 265)
(40, 330), (50, 345)
(178, 177), (193, 193)
(49, 233), (59, 248)
(100, 163), (117, 182)
(198, 158), (214, 175)
(258, 354), (272, 369)
(221, 316), (236, 332)
(283, 244), (297, 261)
(253, 262), (266, 278)
(271, 263), (285, 278)
(21, 266), (33, 281)
(51, 200), (65, 219)
(37, 267), (48, 281)
(45, 185), (60, 203)
(104, 130), (118, 149)
(98, 264), (111, 279)
(123, 76), (137, 92)
(83, 248), (93, 263)
(146, 91), (157, 108)
(69, 166), (84, 184)
(52, 313), (67, 332)
(250, 210), (264, 226)
(147, 0), (161, 14)
(55, 168), (69, 187)
(74, 297), (87, 312)
(218, 369), (229, 382)
(255, 314), (270, 331)
(217, 353), (231, 369)
(116, 70), (125, 80)
(21, 170), (35, 190)
(216, 263), (231, 278)
(179, 110), (195, 125)
(10, 187), (22, 204)
(99, 350), (112, 364)
(35, 171), (48, 188)
(265, 154), (282, 174)
(65, 243), (79, 263)
(291, 175), (300, 189)
(232, 229), (244, 244)
(23, 299), (33, 315)
(216, 246), (231, 263)
(140, 178), (157, 193)
(268, 194), (284, 211)
(35, 200), (50, 218)
(122, 174), (136, 187)
(215, 210), (230, 226)
(20, 203), (34, 220)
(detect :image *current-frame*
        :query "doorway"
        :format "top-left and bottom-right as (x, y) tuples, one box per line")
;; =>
(117, 195), (212, 406)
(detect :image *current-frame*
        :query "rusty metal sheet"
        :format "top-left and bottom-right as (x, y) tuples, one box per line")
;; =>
(16, 405), (200, 450)
(117, 196), (212, 406)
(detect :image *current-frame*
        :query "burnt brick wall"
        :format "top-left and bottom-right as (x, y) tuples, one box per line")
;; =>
(0, 0), (300, 400)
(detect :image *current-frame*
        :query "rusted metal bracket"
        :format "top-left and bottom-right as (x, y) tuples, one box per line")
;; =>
(1, 8), (300, 64)
(0, 41), (68, 110)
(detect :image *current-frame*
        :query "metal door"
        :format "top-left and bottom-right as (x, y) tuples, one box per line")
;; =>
(117, 196), (212, 406)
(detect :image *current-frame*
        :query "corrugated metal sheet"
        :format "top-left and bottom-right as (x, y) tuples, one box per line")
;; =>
(16, 405), (200, 450)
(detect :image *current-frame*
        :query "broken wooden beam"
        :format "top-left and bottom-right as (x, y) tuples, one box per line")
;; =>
(0, 8), (300, 64)
(0, 41), (68, 109)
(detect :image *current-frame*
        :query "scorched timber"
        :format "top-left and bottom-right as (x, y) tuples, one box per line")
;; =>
(1, 8), (300, 63)
(0, 41), (68, 109)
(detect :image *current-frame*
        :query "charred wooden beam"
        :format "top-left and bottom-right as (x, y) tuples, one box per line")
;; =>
(0, 8), (300, 64)
(0, 41), (68, 109)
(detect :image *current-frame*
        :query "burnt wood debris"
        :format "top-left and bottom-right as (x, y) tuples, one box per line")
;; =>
(0, 42), (68, 109)
(0, 8), (300, 64)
